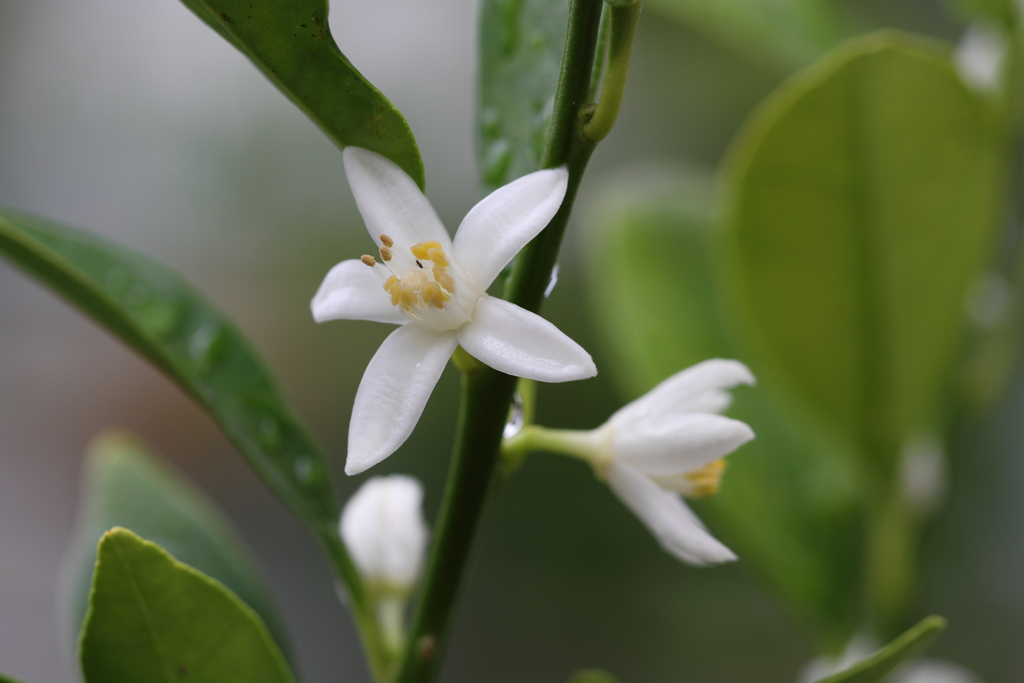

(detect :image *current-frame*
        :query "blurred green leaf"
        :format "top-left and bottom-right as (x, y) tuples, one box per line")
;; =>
(815, 616), (947, 683)
(583, 163), (862, 648)
(0, 209), (340, 542)
(478, 0), (568, 191)
(0, 671), (26, 683)
(643, 0), (850, 71)
(567, 670), (620, 683)
(719, 31), (1003, 472)
(60, 431), (290, 661)
(180, 0), (425, 188)
(79, 528), (296, 683)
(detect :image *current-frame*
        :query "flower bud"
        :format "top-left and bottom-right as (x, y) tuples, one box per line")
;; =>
(340, 475), (429, 593)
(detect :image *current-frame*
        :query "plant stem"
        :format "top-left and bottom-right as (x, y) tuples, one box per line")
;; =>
(583, 1), (642, 143)
(391, 0), (607, 681)
(318, 528), (394, 681)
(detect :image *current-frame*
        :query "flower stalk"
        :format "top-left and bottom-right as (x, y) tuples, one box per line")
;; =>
(392, 0), (613, 680)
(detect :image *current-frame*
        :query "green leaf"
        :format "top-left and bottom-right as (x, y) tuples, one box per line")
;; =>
(181, 0), (425, 188)
(643, 0), (850, 71)
(567, 670), (620, 683)
(79, 528), (296, 683)
(815, 616), (948, 683)
(582, 164), (862, 647)
(0, 671), (27, 683)
(60, 431), (290, 661)
(477, 0), (569, 191)
(0, 209), (339, 542)
(718, 31), (1003, 471)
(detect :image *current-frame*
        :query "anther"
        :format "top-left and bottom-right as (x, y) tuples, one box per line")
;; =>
(360, 255), (376, 267)
(379, 234), (394, 248)
(379, 246), (393, 262)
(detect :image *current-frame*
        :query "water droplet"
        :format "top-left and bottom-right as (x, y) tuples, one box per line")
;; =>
(483, 139), (513, 186)
(135, 297), (183, 337)
(188, 321), (227, 368)
(544, 263), (559, 299)
(294, 455), (314, 484)
(480, 108), (502, 139)
(503, 391), (524, 438)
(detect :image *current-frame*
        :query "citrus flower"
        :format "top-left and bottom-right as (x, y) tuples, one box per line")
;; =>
(313, 147), (596, 474)
(513, 359), (755, 565)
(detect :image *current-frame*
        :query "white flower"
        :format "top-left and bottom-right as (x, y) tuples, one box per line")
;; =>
(313, 147), (596, 475)
(570, 359), (756, 565)
(340, 475), (429, 592)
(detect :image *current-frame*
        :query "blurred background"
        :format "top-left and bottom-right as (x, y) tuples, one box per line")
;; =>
(0, 0), (1020, 681)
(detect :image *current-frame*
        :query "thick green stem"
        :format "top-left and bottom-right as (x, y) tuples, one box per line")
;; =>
(391, 0), (608, 681)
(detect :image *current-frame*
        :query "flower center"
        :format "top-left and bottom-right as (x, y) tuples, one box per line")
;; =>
(681, 459), (727, 498)
(362, 234), (480, 331)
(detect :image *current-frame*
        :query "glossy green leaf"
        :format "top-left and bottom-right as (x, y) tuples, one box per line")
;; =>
(643, 0), (849, 71)
(719, 32), (1002, 471)
(79, 528), (296, 683)
(180, 0), (424, 188)
(60, 431), (289, 660)
(815, 616), (947, 683)
(0, 209), (339, 542)
(478, 0), (568, 191)
(583, 164), (862, 647)
(567, 670), (620, 683)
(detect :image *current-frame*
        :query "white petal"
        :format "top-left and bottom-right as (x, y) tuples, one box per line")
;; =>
(455, 296), (596, 382)
(614, 413), (755, 476)
(452, 167), (568, 289)
(340, 475), (429, 587)
(346, 325), (458, 475)
(606, 461), (736, 565)
(611, 358), (755, 425)
(343, 147), (452, 250)
(311, 259), (408, 325)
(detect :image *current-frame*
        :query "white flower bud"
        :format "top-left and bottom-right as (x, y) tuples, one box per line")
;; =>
(340, 475), (429, 593)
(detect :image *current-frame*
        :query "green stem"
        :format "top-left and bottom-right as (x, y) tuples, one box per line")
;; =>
(583, 1), (642, 143)
(391, 0), (608, 681)
(864, 485), (918, 641)
(318, 528), (393, 681)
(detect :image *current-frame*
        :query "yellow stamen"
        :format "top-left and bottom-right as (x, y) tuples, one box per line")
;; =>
(380, 234), (394, 248)
(410, 241), (444, 260)
(422, 282), (449, 309)
(427, 247), (449, 268)
(361, 255), (376, 267)
(684, 459), (727, 498)
(435, 269), (455, 293)
(379, 246), (393, 262)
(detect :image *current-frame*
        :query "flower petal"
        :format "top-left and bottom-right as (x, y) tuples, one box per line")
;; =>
(346, 325), (458, 475)
(611, 358), (755, 425)
(614, 413), (755, 476)
(456, 296), (596, 382)
(343, 147), (452, 250)
(311, 259), (408, 325)
(606, 461), (737, 565)
(452, 167), (568, 289)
